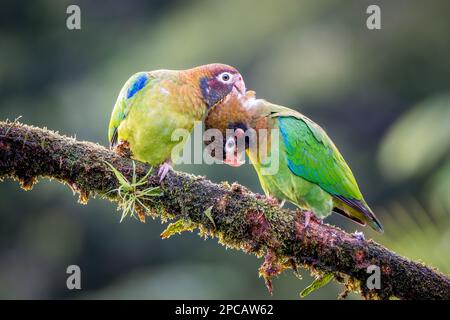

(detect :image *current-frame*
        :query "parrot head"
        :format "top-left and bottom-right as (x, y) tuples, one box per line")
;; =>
(192, 63), (246, 110)
(205, 90), (257, 166)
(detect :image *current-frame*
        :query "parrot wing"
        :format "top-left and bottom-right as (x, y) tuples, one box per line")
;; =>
(274, 110), (362, 200)
(108, 72), (157, 148)
(270, 107), (380, 222)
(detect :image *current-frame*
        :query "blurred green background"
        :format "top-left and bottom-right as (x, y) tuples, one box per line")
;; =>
(0, 0), (449, 299)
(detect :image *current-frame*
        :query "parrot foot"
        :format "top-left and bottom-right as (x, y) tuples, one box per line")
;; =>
(113, 140), (132, 158)
(158, 161), (172, 182)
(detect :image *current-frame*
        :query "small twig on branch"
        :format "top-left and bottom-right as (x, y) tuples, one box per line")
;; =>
(0, 120), (449, 300)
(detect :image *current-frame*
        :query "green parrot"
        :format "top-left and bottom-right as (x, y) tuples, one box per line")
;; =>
(108, 64), (245, 180)
(205, 91), (383, 232)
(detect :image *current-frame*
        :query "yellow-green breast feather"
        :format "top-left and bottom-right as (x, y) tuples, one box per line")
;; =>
(108, 72), (156, 147)
(108, 70), (205, 165)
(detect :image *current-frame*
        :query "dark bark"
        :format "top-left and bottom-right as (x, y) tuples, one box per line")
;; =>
(1, 120), (449, 300)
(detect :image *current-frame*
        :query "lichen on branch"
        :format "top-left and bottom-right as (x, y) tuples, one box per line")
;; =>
(1, 120), (449, 300)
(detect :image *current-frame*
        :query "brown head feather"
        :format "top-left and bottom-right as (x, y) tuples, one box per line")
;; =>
(184, 64), (245, 110)
(205, 91), (253, 132)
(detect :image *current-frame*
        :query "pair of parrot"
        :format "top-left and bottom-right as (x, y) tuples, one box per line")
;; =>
(108, 64), (245, 180)
(108, 64), (383, 232)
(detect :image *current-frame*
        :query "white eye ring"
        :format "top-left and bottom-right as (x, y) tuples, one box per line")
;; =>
(225, 136), (236, 153)
(218, 72), (233, 84)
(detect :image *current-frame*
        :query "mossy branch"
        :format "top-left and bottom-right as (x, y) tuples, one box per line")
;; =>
(1, 120), (449, 300)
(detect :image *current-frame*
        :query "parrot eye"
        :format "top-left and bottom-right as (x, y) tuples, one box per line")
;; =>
(225, 136), (236, 153)
(218, 72), (233, 83)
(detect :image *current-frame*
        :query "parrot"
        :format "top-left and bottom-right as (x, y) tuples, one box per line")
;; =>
(108, 63), (245, 180)
(205, 91), (383, 232)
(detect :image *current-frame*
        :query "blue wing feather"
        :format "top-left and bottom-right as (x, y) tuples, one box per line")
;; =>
(109, 72), (152, 147)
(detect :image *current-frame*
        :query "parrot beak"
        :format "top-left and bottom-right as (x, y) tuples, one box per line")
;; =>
(233, 75), (246, 95)
(224, 157), (243, 167)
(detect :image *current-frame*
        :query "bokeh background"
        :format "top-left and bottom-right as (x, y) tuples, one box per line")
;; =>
(0, 0), (449, 299)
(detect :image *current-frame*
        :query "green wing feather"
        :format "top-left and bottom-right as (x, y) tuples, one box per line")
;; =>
(266, 104), (382, 232)
(108, 72), (156, 147)
(272, 108), (363, 201)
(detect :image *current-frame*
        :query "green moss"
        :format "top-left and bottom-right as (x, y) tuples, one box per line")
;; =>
(1, 121), (449, 300)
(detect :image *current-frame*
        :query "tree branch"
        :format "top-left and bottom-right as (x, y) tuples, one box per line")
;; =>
(1, 120), (449, 300)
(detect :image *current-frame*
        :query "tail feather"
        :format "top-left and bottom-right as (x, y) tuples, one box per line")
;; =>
(333, 196), (384, 233)
(109, 127), (119, 149)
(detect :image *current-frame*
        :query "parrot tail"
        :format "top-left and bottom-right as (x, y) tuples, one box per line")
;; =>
(333, 196), (384, 233)
(110, 128), (119, 149)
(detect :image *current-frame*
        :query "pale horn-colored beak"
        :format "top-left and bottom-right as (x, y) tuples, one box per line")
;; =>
(233, 75), (246, 95)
